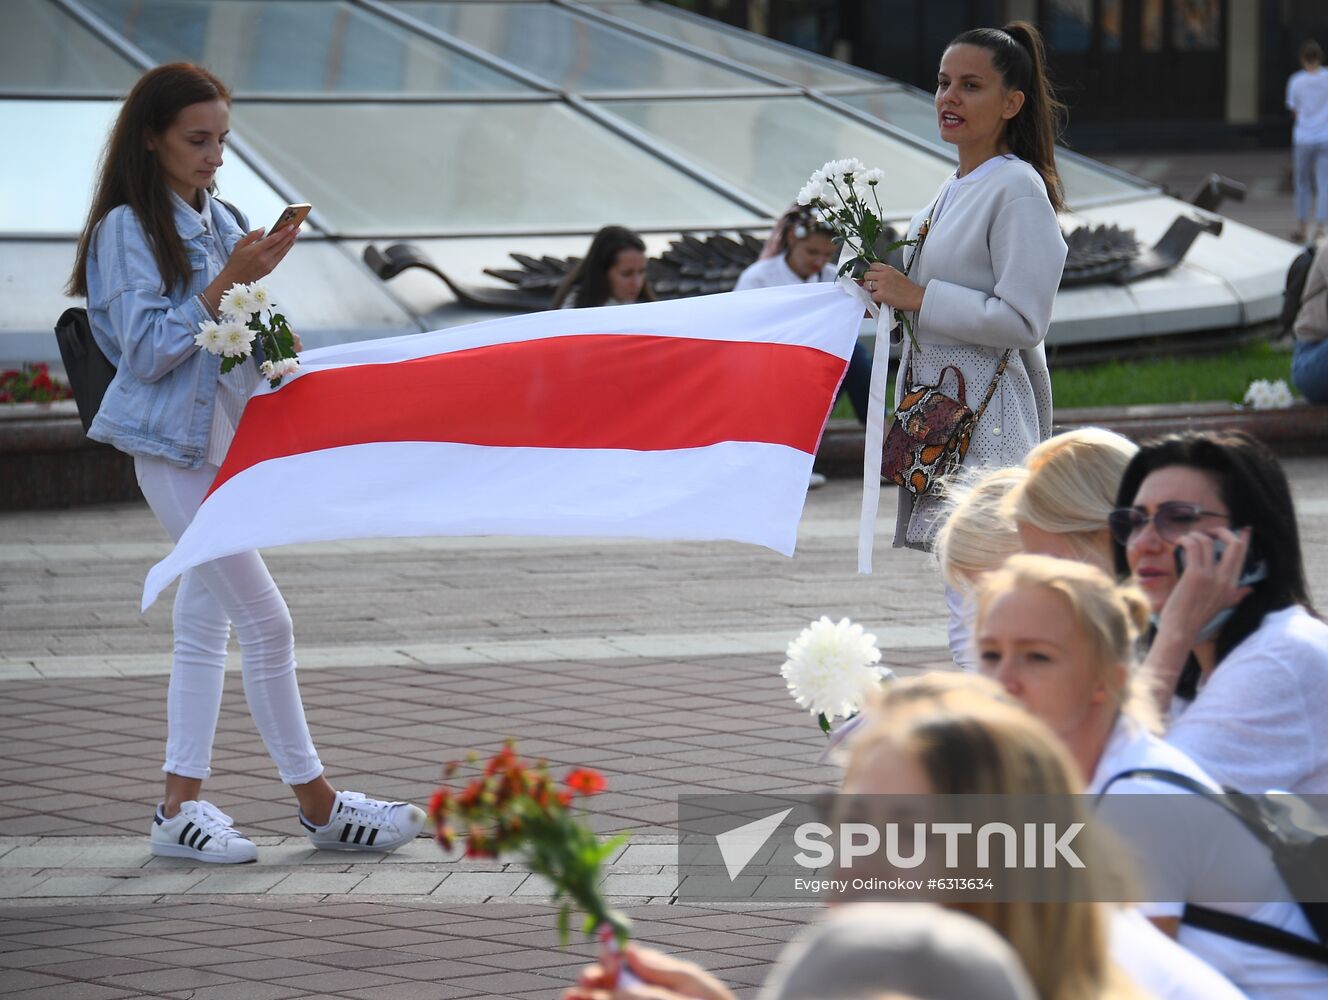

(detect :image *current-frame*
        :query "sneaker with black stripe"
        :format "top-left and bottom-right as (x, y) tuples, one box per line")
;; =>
(299, 790), (426, 853)
(149, 800), (258, 864)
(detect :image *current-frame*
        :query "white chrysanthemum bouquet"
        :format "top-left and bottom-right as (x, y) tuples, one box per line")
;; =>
(1242, 378), (1294, 410)
(781, 616), (892, 734)
(798, 158), (919, 349)
(195, 282), (300, 387)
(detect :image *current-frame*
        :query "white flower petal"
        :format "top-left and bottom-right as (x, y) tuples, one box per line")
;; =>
(780, 616), (883, 721)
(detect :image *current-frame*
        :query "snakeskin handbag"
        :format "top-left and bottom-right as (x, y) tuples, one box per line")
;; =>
(881, 351), (1011, 497)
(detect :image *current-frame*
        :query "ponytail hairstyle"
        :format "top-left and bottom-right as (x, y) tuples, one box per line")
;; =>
(68, 63), (231, 298)
(947, 21), (1066, 212)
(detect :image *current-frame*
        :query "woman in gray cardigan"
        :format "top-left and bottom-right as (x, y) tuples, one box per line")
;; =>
(864, 22), (1068, 663)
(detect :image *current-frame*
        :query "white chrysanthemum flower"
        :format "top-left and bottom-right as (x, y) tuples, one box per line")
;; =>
(218, 320), (253, 359)
(275, 357), (300, 377)
(260, 359), (276, 379)
(193, 321), (224, 355)
(859, 167), (885, 186)
(248, 283), (275, 315)
(780, 616), (882, 721)
(797, 178), (824, 207)
(219, 283), (259, 321)
(1243, 378), (1293, 410)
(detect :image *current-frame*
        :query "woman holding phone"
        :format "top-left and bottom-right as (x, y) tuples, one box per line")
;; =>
(863, 22), (1068, 668)
(1110, 431), (1328, 794)
(68, 63), (424, 863)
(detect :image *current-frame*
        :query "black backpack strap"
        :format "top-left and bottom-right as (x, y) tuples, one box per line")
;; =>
(1183, 905), (1328, 964)
(215, 197), (246, 231)
(1096, 767), (1214, 798)
(1097, 769), (1328, 963)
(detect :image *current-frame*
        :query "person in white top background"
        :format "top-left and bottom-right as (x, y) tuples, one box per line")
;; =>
(975, 554), (1328, 999)
(863, 21), (1068, 668)
(1286, 40), (1328, 244)
(734, 206), (873, 427)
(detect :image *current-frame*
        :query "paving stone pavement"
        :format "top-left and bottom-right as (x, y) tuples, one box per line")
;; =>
(2, 470), (1327, 997)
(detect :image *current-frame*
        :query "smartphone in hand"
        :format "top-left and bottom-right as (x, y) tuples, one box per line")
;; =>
(1174, 537), (1267, 586)
(269, 203), (311, 235)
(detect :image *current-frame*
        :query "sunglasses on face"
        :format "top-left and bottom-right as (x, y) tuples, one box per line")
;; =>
(1107, 502), (1231, 546)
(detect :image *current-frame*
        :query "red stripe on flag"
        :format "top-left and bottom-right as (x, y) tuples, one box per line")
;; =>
(210, 334), (845, 496)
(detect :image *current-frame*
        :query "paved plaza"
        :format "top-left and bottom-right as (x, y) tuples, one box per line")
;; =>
(3, 466), (1328, 999)
(1, 141), (1324, 997)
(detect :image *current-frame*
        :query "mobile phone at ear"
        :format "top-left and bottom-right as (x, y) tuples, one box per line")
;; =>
(269, 203), (311, 235)
(1174, 537), (1267, 586)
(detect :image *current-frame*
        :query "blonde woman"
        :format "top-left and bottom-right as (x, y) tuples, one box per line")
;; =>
(1007, 428), (1138, 572)
(974, 555), (1327, 998)
(566, 674), (1237, 1000)
(933, 467), (1028, 667)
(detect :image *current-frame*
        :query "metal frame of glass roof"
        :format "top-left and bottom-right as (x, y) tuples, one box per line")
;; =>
(17, 0), (1161, 242)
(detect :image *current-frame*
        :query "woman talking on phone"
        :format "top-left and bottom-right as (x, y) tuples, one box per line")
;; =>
(1111, 431), (1328, 794)
(68, 63), (425, 863)
(863, 23), (1067, 667)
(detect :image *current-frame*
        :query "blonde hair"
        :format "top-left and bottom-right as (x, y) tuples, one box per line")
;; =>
(1006, 429), (1138, 570)
(935, 467), (1028, 591)
(973, 554), (1158, 730)
(850, 679), (1140, 1000)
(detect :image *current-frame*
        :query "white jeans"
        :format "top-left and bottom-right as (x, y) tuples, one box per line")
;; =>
(135, 456), (323, 785)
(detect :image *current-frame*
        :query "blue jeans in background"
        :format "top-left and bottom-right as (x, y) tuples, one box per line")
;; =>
(1292, 337), (1328, 403)
(1293, 142), (1328, 231)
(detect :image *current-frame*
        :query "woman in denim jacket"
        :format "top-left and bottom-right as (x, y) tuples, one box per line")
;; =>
(68, 63), (424, 863)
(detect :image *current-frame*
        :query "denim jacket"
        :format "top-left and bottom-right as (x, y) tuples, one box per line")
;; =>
(86, 193), (250, 468)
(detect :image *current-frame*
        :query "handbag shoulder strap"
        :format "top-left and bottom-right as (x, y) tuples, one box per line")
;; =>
(971, 350), (1013, 423)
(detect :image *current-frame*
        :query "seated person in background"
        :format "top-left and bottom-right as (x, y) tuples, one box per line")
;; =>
(553, 225), (654, 309)
(735, 205), (873, 425)
(1111, 431), (1328, 793)
(1006, 427), (1138, 573)
(974, 554), (1328, 998)
(1291, 243), (1328, 402)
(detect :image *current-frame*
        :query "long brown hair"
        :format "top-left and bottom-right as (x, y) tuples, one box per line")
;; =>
(552, 225), (655, 308)
(947, 22), (1066, 212)
(68, 63), (231, 298)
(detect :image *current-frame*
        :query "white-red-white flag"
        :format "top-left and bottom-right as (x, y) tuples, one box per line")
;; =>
(141, 282), (864, 610)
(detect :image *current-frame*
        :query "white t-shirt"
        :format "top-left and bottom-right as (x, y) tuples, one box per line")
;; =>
(1166, 606), (1328, 794)
(1093, 716), (1328, 999)
(1287, 68), (1328, 145)
(1110, 908), (1245, 1000)
(733, 254), (836, 291)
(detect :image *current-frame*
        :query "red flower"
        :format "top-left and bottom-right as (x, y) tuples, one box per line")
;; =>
(565, 769), (607, 797)
(428, 789), (450, 820)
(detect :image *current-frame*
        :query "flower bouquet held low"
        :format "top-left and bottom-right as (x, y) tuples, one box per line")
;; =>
(195, 282), (300, 387)
(781, 616), (895, 735)
(797, 157), (920, 350)
(429, 742), (631, 947)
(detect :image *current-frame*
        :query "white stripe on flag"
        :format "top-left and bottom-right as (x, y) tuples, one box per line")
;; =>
(142, 440), (815, 611)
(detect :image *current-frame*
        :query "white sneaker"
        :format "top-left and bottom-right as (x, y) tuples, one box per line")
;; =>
(150, 800), (258, 864)
(299, 791), (426, 853)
